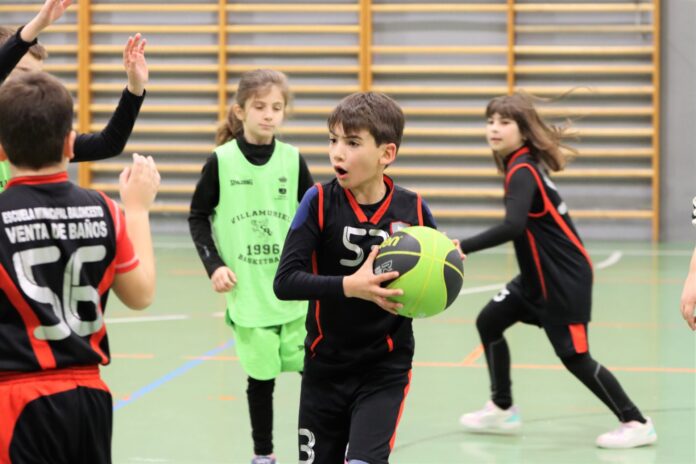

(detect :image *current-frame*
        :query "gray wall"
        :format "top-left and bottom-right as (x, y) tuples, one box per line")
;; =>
(661, 0), (696, 241)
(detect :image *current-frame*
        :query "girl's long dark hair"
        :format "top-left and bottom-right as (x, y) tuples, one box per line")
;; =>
(216, 69), (291, 145)
(486, 92), (578, 172)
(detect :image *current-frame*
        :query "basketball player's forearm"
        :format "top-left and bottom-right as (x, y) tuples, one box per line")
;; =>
(19, 20), (45, 44)
(459, 223), (520, 254)
(72, 88), (144, 162)
(0, 30), (31, 84)
(274, 270), (343, 300)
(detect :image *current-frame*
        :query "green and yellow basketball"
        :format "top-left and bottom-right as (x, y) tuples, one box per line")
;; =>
(374, 226), (464, 318)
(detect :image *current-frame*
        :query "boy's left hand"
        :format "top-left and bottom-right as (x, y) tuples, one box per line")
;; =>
(451, 238), (466, 261)
(124, 33), (148, 96)
(343, 246), (404, 315)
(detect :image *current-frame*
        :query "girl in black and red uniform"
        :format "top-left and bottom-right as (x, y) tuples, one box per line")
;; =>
(457, 93), (656, 449)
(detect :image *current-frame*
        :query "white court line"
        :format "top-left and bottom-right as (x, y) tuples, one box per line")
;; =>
(458, 250), (623, 296)
(105, 315), (189, 324)
(154, 241), (693, 256)
(459, 283), (505, 296)
(595, 251), (623, 270)
(474, 247), (692, 257)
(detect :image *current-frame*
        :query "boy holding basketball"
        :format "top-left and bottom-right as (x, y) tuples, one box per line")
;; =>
(274, 92), (437, 464)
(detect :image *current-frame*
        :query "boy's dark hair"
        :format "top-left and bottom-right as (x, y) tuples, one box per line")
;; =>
(0, 72), (73, 169)
(328, 92), (405, 152)
(0, 26), (49, 61)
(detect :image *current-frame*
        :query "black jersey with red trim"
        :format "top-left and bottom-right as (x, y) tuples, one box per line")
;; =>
(506, 148), (593, 322)
(274, 176), (436, 377)
(460, 147), (593, 323)
(0, 172), (138, 372)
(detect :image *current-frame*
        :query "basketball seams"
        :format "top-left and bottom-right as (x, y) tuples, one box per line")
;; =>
(378, 251), (464, 279)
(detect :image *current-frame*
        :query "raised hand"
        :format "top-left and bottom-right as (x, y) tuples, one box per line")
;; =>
(21, 0), (73, 42)
(119, 153), (160, 213)
(123, 33), (148, 96)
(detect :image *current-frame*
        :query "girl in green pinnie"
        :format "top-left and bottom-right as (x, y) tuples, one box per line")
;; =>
(188, 69), (314, 464)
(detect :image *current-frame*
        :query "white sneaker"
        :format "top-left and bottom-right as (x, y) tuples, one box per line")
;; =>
(596, 417), (657, 449)
(459, 400), (521, 434)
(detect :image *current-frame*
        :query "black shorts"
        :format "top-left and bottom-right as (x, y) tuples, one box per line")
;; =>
(495, 281), (590, 358)
(298, 366), (411, 464)
(0, 366), (112, 464)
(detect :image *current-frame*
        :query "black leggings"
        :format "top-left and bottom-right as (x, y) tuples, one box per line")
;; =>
(475, 292), (645, 423)
(247, 377), (275, 456)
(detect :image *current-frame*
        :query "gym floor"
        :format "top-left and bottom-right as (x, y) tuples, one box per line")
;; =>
(103, 236), (695, 464)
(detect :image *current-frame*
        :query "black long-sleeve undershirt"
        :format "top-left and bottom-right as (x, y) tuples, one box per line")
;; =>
(1, 27), (145, 163)
(0, 27), (34, 83)
(459, 167), (540, 254)
(188, 136), (314, 277)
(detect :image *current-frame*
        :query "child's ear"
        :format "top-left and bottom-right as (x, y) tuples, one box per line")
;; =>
(232, 103), (245, 122)
(380, 143), (398, 166)
(63, 131), (76, 161)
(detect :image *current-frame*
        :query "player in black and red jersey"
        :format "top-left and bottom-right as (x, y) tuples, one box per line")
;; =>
(456, 92), (656, 449)
(274, 92), (441, 464)
(0, 71), (159, 464)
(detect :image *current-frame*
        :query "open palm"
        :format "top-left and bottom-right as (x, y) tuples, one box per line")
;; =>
(39, 0), (72, 26)
(123, 33), (148, 96)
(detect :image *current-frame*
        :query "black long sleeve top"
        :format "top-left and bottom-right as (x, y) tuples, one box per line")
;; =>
(0, 27), (145, 163)
(188, 136), (314, 277)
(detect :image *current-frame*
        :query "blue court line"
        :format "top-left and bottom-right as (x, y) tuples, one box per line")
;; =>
(113, 339), (235, 411)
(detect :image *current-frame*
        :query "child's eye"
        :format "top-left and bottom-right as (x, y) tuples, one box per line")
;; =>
(329, 137), (337, 144)
(349, 141), (360, 147)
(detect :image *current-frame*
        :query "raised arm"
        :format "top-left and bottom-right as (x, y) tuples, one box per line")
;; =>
(20, 0), (72, 43)
(72, 34), (147, 162)
(111, 153), (160, 309)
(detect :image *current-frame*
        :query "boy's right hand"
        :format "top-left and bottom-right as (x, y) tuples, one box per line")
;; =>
(343, 246), (404, 314)
(119, 153), (160, 214)
(211, 266), (237, 293)
(22, 0), (72, 42)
